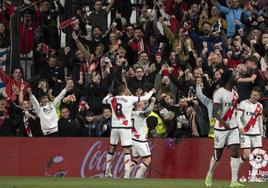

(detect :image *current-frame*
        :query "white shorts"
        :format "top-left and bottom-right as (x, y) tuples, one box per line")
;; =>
(240, 135), (262, 149)
(214, 128), (240, 149)
(132, 139), (151, 158)
(110, 128), (132, 147)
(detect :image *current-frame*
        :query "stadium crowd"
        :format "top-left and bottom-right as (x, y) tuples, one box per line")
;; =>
(0, 0), (268, 138)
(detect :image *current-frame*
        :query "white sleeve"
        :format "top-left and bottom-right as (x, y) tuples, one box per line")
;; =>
(196, 86), (212, 106)
(102, 95), (112, 104)
(53, 88), (67, 106)
(30, 94), (41, 113)
(236, 102), (245, 129)
(128, 91), (154, 104)
(213, 88), (223, 104)
(258, 104), (264, 136)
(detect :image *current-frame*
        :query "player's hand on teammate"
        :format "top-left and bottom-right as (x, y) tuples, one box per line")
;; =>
(239, 128), (245, 135)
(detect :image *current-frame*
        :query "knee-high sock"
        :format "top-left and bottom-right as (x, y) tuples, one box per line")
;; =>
(105, 152), (114, 176)
(135, 162), (148, 178)
(230, 157), (240, 182)
(129, 160), (138, 178)
(207, 157), (218, 177)
(123, 154), (132, 178)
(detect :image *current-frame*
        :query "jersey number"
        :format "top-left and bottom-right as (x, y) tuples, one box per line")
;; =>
(115, 103), (123, 116)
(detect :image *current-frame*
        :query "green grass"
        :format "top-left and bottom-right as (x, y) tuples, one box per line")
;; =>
(0, 177), (267, 188)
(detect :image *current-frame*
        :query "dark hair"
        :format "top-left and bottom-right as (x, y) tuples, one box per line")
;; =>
(245, 56), (258, 64)
(39, 91), (49, 100)
(252, 86), (263, 95)
(11, 67), (23, 75)
(92, 25), (102, 33)
(220, 70), (233, 87)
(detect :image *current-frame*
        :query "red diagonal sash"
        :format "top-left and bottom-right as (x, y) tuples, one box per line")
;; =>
(220, 90), (238, 127)
(244, 103), (262, 132)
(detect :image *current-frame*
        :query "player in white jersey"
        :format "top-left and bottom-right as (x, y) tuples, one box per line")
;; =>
(236, 87), (264, 181)
(205, 70), (243, 187)
(130, 96), (156, 178)
(102, 84), (155, 178)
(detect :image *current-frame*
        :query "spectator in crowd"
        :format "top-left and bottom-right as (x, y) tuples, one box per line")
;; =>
(0, 0), (268, 138)
(88, 0), (115, 33)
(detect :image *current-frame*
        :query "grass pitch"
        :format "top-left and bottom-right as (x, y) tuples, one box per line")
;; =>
(0, 177), (267, 188)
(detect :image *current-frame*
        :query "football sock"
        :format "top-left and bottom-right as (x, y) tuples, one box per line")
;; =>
(104, 152), (114, 176)
(135, 162), (148, 178)
(123, 154), (132, 178)
(231, 157), (240, 182)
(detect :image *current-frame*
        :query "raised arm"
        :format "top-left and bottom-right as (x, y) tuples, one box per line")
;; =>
(139, 90), (155, 101)
(72, 31), (92, 62)
(0, 67), (10, 84)
(102, 93), (113, 104)
(105, 0), (115, 13)
(216, 1), (230, 15)
(28, 88), (41, 113)
(144, 97), (156, 116)
(52, 88), (67, 106)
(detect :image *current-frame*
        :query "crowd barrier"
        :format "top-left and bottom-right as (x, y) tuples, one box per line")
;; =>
(0, 138), (267, 180)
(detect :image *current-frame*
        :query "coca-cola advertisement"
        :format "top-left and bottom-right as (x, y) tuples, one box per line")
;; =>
(0, 138), (267, 179)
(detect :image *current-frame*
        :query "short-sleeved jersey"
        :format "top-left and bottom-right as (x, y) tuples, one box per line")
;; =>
(131, 111), (148, 141)
(213, 87), (239, 130)
(237, 100), (263, 135)
(105, 96), (139, 129)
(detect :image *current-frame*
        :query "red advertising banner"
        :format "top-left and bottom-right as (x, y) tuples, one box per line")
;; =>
(0, 138), (267, 180)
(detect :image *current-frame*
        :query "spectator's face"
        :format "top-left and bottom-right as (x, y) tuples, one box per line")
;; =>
(94, 1), (103, 12)
(211, 54), (220, 65)
(126, 26), (134, 38)
(103, 109), (111, 119)
(232, 0), (240, 8)
(202, 23), (211, 35)
(164, 95), (173, 105)
(211, 6), (218, 17)
(0, 23), (5, 34)
(134, 29), (143, 40)
(135, 88), (143, 96)
(93, 27), (102, 39)
(48, 58), (57, 67)
(191, 4), (199, 14)
(246, 60), (256, 69)
(60, 108), (70, 119)
(41, 96), (49, 106)
(193, 69), (202, 79)
(162, 75), (170, 85)
(128, 67), (135, 77)
(251, 29), (261, 40)
(12, 69), (22, 80)
(169, 52), (176, 64)
(109, 32), (117, 43)
(23, 14), (32, 24)
(178, 98), (187, 109)
(22, 100), (30, 111)
(177, 28), (184, 38)
(135, 68), (144, 80)
(196, 58), (203, 68)
(214, 71), (222, 81)
(250, 90), (261, 103)
(117, 47), (126, 58)
(139, 53), (149, 64)
(66, 80), (74, 91)
(41, 1), (50, 12)
(91, 72), (101, 84)
(75, 50), (84, 61)
(95, 45), (104, 57)
(0, 99), (6, 111)
(226, 0), (232, 7)
(262, 34), (268, 46)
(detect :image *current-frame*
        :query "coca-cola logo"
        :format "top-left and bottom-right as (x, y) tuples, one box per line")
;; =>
(80, 141), (155, 178)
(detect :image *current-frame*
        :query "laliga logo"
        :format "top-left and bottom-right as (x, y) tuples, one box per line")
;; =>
(249, 149), (268, 169)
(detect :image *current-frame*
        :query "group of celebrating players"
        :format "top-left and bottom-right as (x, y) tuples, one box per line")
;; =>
(102, 70), (265, 187)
